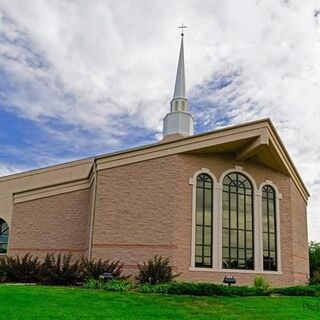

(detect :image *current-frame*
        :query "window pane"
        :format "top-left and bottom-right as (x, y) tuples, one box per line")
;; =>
(196, 210), (203, 225)
(238, 230), (245, 248)
(204, 227), (211, 245)
(231, 248), (237, 259)
(246, 231), (253, 249)
(196, 189), (203, 211)
(246, 210), (252, 230)
(263, 233), (268, 249)
(230, 193), (236, 211)
(262, 213), (268, 232)
(205, 189), (212, 209)
(269, 215), (275, 233)
(238, 209), (245, 230)
(223, 229), (229, 247)
(222, 247), (229, 258)
(195, 245), (202, 256)
(196, 226), (202, 244)
(204, 246), (211, 257)
(204, 209), (211, 225)
(223, 210), (229, 227)
(239, 249), (245, 259)
(269, 234), (275, 250)
(230, 230), (237, 247)
(268, 198), (274, 214)
(231, 210), (237, 229)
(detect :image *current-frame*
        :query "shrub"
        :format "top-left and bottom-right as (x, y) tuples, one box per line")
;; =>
(83, 279), (133, 291)
(38, 253), (79, 285)
(254, 276), (269, 289)
(309, 241), (320, 277)
(136, 255), (180, 284)
(83, 279), (104, 289)
(309, 270), (320, 285)
(138, 283), (171, 294)
(104, 279), (133, 291)
(0, 253), (40, 283)
(271, 286), (317, 296)
(136, 282), (269, 296)
(79, 257), (125, 280)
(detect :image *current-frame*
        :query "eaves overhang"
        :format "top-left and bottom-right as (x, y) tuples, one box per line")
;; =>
(2, 118), (309, 204)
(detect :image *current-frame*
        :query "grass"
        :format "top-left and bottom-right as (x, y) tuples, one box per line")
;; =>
(0, 285), (319, 319)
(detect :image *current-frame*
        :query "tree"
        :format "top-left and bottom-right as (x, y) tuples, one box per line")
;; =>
(309, 241), (320, 277)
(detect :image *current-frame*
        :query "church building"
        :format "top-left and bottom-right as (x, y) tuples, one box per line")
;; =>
(0, 33), (309, 286)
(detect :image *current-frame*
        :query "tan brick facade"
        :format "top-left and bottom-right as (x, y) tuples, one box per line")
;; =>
(90, 153), (309, 286)
(3, 120), (309, 287)
(10, 189), (90, 260)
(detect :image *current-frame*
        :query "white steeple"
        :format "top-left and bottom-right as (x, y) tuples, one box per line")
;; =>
(173, 35), (186, 100)
(163, 26), (194, 140)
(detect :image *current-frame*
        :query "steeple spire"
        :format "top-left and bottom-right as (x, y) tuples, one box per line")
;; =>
(173, 30), (186, 99)
(162, 26), (194, 140)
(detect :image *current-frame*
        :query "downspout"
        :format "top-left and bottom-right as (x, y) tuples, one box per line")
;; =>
(87, 159), (98, 260)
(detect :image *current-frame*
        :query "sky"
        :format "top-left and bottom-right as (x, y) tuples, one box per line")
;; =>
(0, 0), (319, 240)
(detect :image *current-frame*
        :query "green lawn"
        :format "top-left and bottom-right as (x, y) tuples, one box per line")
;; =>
(0, 285), (319, 320)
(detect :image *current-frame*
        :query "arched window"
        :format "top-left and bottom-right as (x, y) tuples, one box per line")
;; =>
(222, 172), (254, 270)
(0, 219), (9, 254)
(195, 173), (213, 268)
(262, 185), (277, 271)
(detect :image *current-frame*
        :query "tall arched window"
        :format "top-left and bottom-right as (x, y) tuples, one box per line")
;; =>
(195, 173), (213, 268)
(222, 172), (254, 270)
(0, 218), (9, 254)
(262, 185), (277, 271)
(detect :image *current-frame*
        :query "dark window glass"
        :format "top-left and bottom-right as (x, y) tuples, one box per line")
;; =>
(0, 218), (9, 254)
(222, 172), (254, 270)
(262, 185), (277, 271)
(195, 173), (213, 268)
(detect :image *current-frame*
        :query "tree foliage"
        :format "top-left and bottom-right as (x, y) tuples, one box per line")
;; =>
(309, 241), (320, 277)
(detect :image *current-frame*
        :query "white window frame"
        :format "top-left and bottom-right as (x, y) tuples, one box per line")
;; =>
(258, 181), (282, 274)
(189, 166), (282, 275)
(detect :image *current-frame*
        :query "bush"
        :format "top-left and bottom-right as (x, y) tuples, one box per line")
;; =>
(83, 279), (104, 289)
(271, 286), (317, 296)
(104, 279), (133, 291)
(138, 282), (269, 296)
(83, 279), (133, 291)
(254, 276), (269, 289)
(136, 256), (180, 284)
(138, 283), (171, 294)
(309, 270), (320, 285)
(0, 253), (40, 283)
(79, 257), (125, 280)
(38, 253), (80, 285)
(309, 241), (320, 277)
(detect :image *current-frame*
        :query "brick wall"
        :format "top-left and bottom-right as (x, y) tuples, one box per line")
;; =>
(10, 189), (90, 260)
(92, 153), (308, 286)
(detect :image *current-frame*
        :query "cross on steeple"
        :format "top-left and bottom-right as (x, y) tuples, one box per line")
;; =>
(178, 24), (187, 36)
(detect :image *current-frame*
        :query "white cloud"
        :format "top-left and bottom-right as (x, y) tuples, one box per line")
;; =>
(0, 0), (320, 240)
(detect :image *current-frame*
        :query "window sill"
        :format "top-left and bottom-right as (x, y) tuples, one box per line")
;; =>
(189, 267), (282, 275)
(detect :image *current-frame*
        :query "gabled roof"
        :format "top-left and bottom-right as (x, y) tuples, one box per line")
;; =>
(0, 119), (309, 203)
(95, 118), (309, 202)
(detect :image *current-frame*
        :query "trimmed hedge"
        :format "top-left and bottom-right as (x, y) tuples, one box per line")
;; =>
(84, 280), (318, 297)
(138, 282), (269, 296)
(271, 286), (317, 296)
